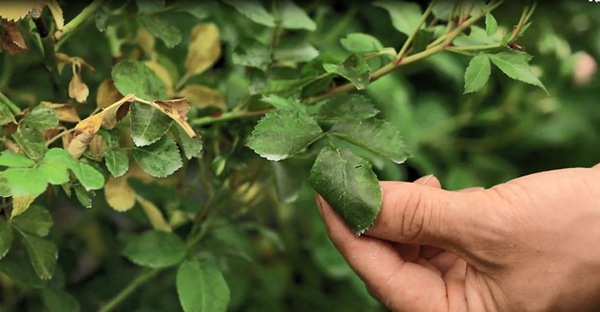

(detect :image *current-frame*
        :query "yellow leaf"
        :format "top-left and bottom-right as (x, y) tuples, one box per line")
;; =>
(136, 27), (156, 58)
(41, 102), (80, 123)
(11, 195), (37, 219)
(185, 23), (221, 76)
(96, 79), (122, 110)
(103, 176), (135, 212)
(66, 113), (103, 158)
(0, 0), (35, 22)
(178, 84), (226, 110)
(88, 134), (107, 160)
(100, 95), (133, 129)
(145, 60), (174, 97)
(136, 195), (172, 232)
(44, 0), (63, 30)
(68, 63), (89, 103)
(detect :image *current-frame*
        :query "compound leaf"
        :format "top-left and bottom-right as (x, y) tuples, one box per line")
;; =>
(323, 53), (370, 90)
(489, 52), (546, 92)
(132, 137), (183, 178)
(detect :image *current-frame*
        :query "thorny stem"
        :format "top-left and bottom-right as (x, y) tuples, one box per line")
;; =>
(191, 109), (274, 126)
(55, 0), (106, 47)
(98, 269), (160, 312)
(396, 0), (438, 60)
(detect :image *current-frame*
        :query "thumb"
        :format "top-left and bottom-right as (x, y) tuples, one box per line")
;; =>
(366, 181), (497, 256)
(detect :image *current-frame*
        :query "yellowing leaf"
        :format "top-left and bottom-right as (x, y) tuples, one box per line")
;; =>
(104, 176), (135, 212)
(0, 0), (35, 21)
(145, 60), (174, 97)
(88, 134), (107, 160)
(185, 23), (221, 76)
(99, 95), (133, 129)
(96, 79), (122, 110)
(136, 27), (156, 58)
(11, 195), (37, 219)
(136, 195), (172, 232)
(0, 21), (28, 55)
(45, 0), (63, 30)
(66, 113), (103, 158)
(68, 63), (89, 103)
(41, 102), (80, 123)
(178, 84), (226, 110)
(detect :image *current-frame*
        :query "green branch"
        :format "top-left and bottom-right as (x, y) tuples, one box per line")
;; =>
(0, 91), (21, 114)
(98, 269), (160, 312)
(191, 109), (273, 126)
(55, 0), (106, 48)
(396, 0), (437, 60)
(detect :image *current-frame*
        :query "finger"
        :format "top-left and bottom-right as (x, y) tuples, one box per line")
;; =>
(594, 163), (600, 169)
(317, 196), (450, 311)
(459, 186), (485, 193)
(413, 174), (442, 188)
(366, 181), (497, 260)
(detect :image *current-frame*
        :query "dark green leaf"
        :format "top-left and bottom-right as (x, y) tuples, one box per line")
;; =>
(274, 40), (319, 63)
(123, 230), (186, 268)
(485, 11), (498, 36)
(232, 39), (271, 72)
(464, 54), (491, 94)
(261, 95), (307, 113)
(0, 251), (45, 288)
(177, 260), (230, 312)
(42, 288), (80, 312)
(112, 60), (167, 100)
(247, 111), (323, 161)
(278, 0), (316, 31)
(261, 76), (318, 96)
(71, 163), (105, 191)
(223, 0), (275, 27)
(0, 150), (34, 167)
(317, 94), (379, 123)
(272, 161), (306, 203)
(132, 137), (183, 178)
(21, 107), (59, 131)
(130, 102), (173, 147)
(489, 52), (547, 91)
(0, 221), (12, 260)
(20, 233), (57, 280)
(373, 1), (422, 36)
(136, 0), (166, 14)
(11, 205), (52, 237)
(323, 53), (370, 90)
(12, 126), (48, 160)
(309, 147), (381, 235)
(104, 148), (129, 177)
(329, 119), (408, 164)
(73, 184), (93, 208)
(340, 33), (384, 54)
(173, 125), (202, 160)
(140, 15), (182, 48)
(1, 168), (47, 197)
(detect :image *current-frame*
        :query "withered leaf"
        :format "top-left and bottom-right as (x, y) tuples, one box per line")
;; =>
(96, 79), (122, 110)
(104, 175), (136, 212)
(185, 23), (221, 76)
(151, 99), (196, 139)
(68, 63), (89, 103)
(145, 60), (174, 97)
(41, 102), (80, 123)
(0, 21), (28, 55)
(178, 84), (225, 110)
(137, 195), (172, 232)
(66, 113), (103, 158)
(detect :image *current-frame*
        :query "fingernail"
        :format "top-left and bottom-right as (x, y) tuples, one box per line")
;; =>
(415, 174), (434, 185)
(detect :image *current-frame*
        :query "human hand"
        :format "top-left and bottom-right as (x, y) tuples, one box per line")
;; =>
(316, 164), (600, 311)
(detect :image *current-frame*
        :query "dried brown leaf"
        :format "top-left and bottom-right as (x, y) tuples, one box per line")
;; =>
(41, 102), (80, 123)
(0, 21), (28, 55)
(104, 176), (135, 212)
(66, 113), (103, 158)
(151, 99), (197, 139)
(178, 84), (226, 110)
(185, 23), (221, 76)
(96, 79), (122, 110)
(68, 63), (89, 103)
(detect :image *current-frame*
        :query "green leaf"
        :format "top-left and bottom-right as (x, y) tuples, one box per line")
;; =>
(173, 126), (202, 160)
(177, 260), (230, 312)
(0, 102), (15, 126)
(329, 119), (408, 164)
(0, 221), (13, 260)
(42, 288), (80, 312)
(136, 0), (166, 14)
(232, 39), (271, 72)
(71, 163), (105, 191)
(278, 0), (316, 31)
(0, 251), (45, 288)
(317, 94), (379, 123)
(112, 59), (167, 100)
(2, 168), (47, 197)
(261, 76), (318, 96)
(489, 52), (547, 91)
(274, 40), (319, 63)
(453, 26), (497, 46)
(323, 53), (370, 90)
(261, 95), (307, 113)
(373, 1), (422, 36)
(12, 126), (48, 160)
(340, 33), (384, 54)
(104, 148), (129, 177)
(485, 11), (498, 36)
(123, 230), (186, 268)
(140, 15), (182, 48)
(247, 111), (323, 161)
(20, 233), (57, 280)
(132, 137), (183, 178)
(309, 147), (381, 235)
(272, 161), (306, 203)
(223, 0), (275, 27)
(73, 184), (93, 208)
(0, 150), (34, 167)
(37, 148), (73, 185)
(130, 102), (173, 147)
(0, 175), (10, 197)
(464, 54), (491, 94)
(21, 107), (59, 131)
(11, 205), (52, 237)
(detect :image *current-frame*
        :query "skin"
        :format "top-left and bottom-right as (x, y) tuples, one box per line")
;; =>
(316, 164), (600, 311)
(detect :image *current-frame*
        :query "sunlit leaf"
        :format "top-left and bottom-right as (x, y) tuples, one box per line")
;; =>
(12, 126), (47, 160)
(309, 147), (381, 235)
(96, 79), (122, 110)
(71, 162), (105, 191)
(11, 196), (37, 219)
(123, 230), (185, 268)
(0, 150), (34, 167)
(177, 260), (230, 312)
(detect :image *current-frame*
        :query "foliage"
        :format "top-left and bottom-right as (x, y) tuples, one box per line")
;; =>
(0, 0), (598, 311)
